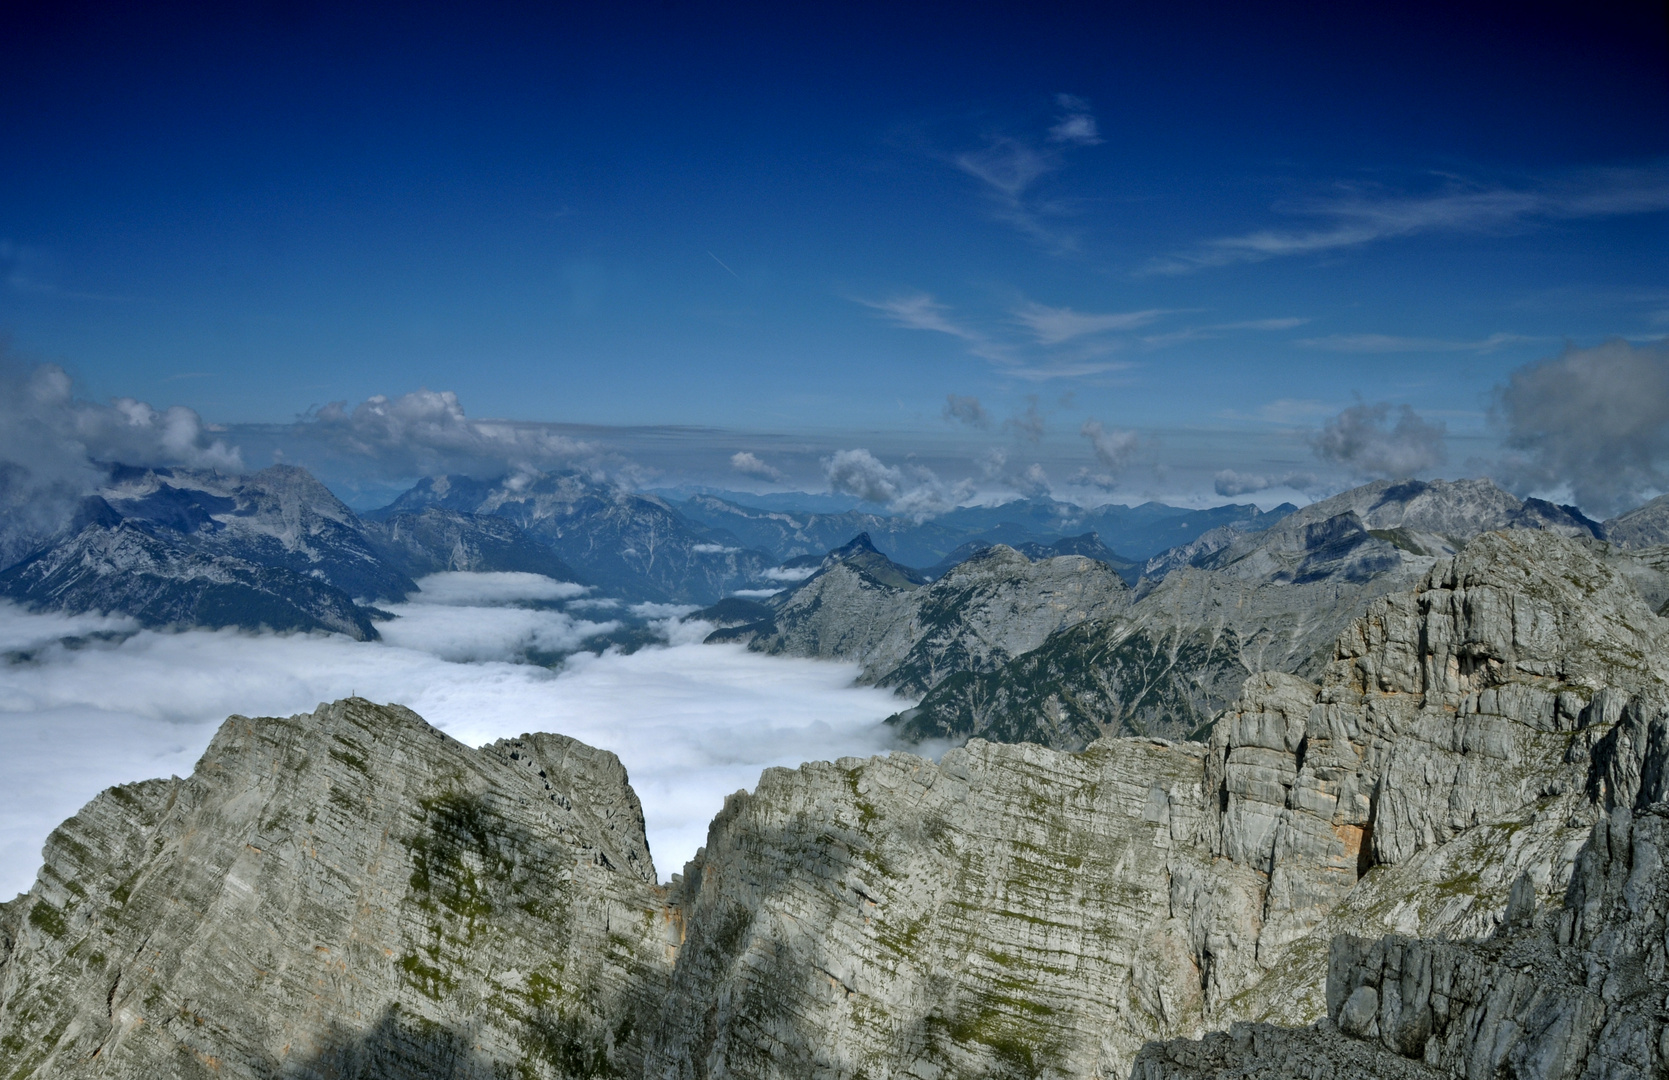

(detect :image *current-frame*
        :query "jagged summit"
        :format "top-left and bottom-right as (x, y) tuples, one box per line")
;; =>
(817, 531), (928, 589)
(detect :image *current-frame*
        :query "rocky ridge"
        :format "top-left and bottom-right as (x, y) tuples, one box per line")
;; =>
(894, 478), (1615, 749)
(0, 466), (420, 639)
(712, 533), (1130, 696)
(5, 529), (1668, 1078)
(0, 698), (674, 1079)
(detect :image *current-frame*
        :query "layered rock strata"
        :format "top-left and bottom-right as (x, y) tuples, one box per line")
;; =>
(0, 698), (674, 1078)
(652, 531), (1665, 1078)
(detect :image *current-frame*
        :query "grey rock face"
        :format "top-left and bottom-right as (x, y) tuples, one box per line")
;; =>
(1137, 800), (1669, 1080)
(730, 539), (1131, 696)
(0, 699), (674, 1079)
(650, 531), (1659, 1080)
(1601, 492), (1669, 549)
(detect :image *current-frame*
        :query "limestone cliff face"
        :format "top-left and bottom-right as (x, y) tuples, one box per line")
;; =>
(653, 532), (1668, 1079)
(1136, 797), (1669, 1080)
(0, 698), (675, 1079)
(646, 737), (1216, 1079)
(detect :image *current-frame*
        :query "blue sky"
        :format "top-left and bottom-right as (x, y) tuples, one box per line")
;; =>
(2, 2), (1667, 509)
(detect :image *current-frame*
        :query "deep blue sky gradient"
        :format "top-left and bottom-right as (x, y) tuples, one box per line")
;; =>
(2, 1), (1666, 500)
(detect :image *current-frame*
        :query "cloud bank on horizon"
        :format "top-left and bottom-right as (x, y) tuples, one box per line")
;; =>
(5, 339), (1669, 519)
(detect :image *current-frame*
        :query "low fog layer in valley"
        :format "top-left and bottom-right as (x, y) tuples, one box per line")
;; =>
(0, 571), (909, 898)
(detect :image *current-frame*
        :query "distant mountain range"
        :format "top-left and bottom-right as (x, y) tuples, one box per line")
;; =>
(672, 490), (1293, 567)
(0, 465), (1315, 635)
(8, 463), (1667, 731)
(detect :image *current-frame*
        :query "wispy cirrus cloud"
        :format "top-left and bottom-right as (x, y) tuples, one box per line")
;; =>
(860, 293), (984, 341)
(1013, 302), (1168, 344)
(1047, 94), (1103, 147)
(951, 93), (1106, 251)
(1152, 165), (1669, 274)
(858, 293), (1304, 380)
(1138, 316), (1309, 347)
(856, 293), (1131, 380)
(1297, 331), (1535, 353)
(1217, 317), (1310, 331)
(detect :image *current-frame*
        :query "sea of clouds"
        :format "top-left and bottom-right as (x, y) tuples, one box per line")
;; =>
(0, 572), (912, 898)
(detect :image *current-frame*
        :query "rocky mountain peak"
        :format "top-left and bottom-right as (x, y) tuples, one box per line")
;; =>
(815, 532), (927, 589)
(825, 530), (880, 560)
(1600, 490), (1669, 548)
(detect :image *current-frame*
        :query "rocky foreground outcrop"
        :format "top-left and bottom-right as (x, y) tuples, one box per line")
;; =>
(1136, 774), (1669, 1079)
(0, 699), (674, 1078)
(4, 530), (1669, 1078)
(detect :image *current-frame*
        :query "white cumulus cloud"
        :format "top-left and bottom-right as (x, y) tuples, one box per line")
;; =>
(823, 449), (969, 520)
(0, 355), (245, 567)
(730, 451), (785, 481)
